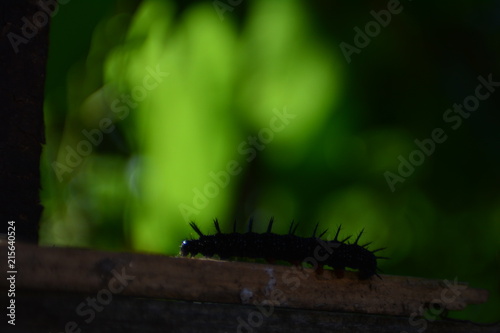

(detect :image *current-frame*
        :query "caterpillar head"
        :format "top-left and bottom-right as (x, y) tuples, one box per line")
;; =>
(180, 239), (197, 256)
(180, 222), (207, 257)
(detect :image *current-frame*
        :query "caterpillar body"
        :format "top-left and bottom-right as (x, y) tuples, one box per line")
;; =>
(180, 218), (386, 279)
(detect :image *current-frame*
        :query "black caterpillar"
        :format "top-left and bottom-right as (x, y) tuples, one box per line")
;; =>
(180, 218), (386, 279)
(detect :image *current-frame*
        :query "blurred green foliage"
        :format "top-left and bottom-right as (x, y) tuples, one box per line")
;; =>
(40, 0), (499, 323)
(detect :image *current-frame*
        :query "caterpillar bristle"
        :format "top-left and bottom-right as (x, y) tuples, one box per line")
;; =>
(248, 217), (254, 232)
(214, 219), (222, 234)
(333, 225), (342, 242)
(354, 229), (365, 245)
(288, 221), (299, 235)
(361, 241), (372, 248)
(312, 223), (319, 237)
(341, 235), (352, 243)
(189, 222), (204, 237)
(266, 217), (274, 233)
(372, 247), (386, 253)
(318, 228), (328, 238)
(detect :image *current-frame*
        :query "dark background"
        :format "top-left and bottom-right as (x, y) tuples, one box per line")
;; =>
(38, 0), (499, 322)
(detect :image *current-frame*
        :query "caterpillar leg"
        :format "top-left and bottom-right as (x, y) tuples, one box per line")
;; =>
(315, 265), (324, 275)
(266, 258), (276, 265)
(333, 267), (345, 279)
